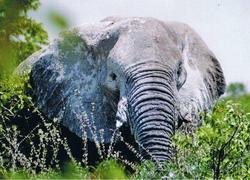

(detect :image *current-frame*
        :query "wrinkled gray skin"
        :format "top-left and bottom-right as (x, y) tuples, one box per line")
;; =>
(17, 17), (226, 164)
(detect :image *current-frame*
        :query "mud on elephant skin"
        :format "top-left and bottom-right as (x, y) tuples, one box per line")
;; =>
(17, 17), (226, 164)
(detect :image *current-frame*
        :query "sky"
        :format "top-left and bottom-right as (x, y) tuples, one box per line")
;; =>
(29, 0), (250, 91)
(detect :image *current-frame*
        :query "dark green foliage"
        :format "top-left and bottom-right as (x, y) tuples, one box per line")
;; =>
(171, 100), (250, 179)
(1, 76), (249, 179)
(0, 0), (48, 76)
(0, 159), (127, 179)
(0, 75), (61, 172)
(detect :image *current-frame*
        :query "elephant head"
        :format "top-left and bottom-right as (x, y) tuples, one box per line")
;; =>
(17, 17), (226, 164)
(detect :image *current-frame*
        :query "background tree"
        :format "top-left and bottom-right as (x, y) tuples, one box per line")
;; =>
(0, 0), (48, 77)
(226, 82), (247, 97)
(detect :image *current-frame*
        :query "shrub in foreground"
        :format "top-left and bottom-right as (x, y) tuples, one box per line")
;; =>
(0, 76), (249, 179)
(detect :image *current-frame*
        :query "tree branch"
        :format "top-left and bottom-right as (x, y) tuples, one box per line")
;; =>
(214, 126), (239, 179)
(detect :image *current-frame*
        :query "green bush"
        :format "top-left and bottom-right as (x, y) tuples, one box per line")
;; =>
(0, 75), (63, 172)
(171, 101), (249, 179)
(0, 0), (48, 76)
(0, 75), (249, 179)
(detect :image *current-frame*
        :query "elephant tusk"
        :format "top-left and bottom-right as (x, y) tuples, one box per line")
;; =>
(115, 97), (129, 128)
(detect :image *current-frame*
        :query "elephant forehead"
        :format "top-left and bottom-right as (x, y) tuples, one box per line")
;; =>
(67, 17), (182, 68)
(108, 33), (182, 68)
(99, 18), (182, 67)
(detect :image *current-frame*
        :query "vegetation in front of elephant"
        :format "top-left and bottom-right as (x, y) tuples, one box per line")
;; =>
(0, 76), (249, 179)
(171, 101), (250, 179)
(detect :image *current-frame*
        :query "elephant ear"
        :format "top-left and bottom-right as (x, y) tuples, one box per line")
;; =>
(174, 23), (226, 130)
(20, 25), (119, 142)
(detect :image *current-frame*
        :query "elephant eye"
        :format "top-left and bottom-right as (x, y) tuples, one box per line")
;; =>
(177, 62), (183, 77)
(177, 67), (181, 77)
(176, 61), (187, 90)
(110, 73), (117, 81)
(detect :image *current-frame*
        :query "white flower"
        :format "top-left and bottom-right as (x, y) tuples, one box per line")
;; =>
(191, 165), (196, 171)
(168, 172), (174, 178)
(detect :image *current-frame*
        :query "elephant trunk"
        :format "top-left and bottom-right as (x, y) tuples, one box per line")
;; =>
(126, 62), (176, 164)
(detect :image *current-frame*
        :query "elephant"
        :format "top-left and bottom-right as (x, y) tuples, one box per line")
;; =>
(17, 17), (226, 164)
